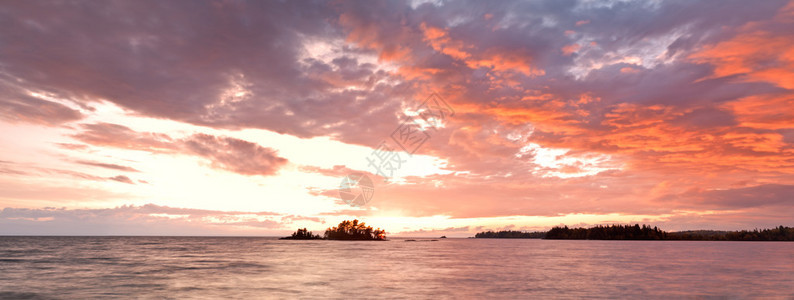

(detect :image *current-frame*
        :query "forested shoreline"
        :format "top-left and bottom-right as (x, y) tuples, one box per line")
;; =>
(474, 230), (546, 239)
(475, 224), (794, 241)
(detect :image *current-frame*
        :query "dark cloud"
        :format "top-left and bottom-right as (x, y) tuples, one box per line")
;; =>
(699, 184), (794, 208)
(108, 175), (134, 184)
(0, 83), (83, 126)
(672, 107), (737, 129)
(0, 0), (411, 146)
(46, 168), (106, 182)
(181, 133), (288, 176)
(72, 123), (174, 152)
(0, 159), (141, 185)
(657, 184), (794, 209)
(71, 123), (290, 176)
(75, 160), (140, 172)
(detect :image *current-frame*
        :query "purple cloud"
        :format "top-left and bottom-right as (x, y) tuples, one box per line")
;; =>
(181, 133), (288, 176)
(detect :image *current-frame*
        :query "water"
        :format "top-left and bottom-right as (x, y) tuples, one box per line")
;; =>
(1, 237), (793, 299)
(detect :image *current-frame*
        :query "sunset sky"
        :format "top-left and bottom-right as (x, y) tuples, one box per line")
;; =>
(1, 0), (793, 236)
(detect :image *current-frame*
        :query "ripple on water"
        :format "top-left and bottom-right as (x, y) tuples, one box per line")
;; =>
(0, 237), (792, 298)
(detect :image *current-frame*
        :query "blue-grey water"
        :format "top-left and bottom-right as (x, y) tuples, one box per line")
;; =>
(0, 237), (793, 299)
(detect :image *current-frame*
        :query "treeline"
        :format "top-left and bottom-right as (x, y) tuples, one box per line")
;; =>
(474, 230), (546, 239)
(670, 226), (794, 241)
(474, 224), (794, 241)
(545, 224), (666, 240)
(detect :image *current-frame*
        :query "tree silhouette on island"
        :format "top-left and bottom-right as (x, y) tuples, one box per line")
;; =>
(281, 219), (386, 240)
(280, 228), (322, 240)
(325, 219), (386, 240)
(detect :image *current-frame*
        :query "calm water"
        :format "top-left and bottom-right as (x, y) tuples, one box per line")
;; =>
(0, 237), (793, 299)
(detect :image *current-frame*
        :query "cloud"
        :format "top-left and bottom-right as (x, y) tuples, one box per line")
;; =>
(0, 0), (411, 146)
(108, 175), (134, 184)
(74, 160), (140, 172)
(0, 0), (793, 232)
(0, 82), (83, 126)
(71, 123), (289, 177)
(327, 0), (793, 186)
(657, 184), (794, 209)
(0, 204), (296, 235)
(72, 123), (175, 152)
(0, 160), (139, 188)
(181, 133), (288, 176)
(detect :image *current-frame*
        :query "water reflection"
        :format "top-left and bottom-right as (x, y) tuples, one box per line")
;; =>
(0, 237), (792, 298)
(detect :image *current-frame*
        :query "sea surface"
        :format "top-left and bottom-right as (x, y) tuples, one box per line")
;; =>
(0, 237), (793, 299)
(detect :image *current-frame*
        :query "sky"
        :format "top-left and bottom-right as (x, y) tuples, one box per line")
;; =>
(0, 0), (793, 236)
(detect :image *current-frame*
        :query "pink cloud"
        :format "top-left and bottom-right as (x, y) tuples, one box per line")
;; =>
(70, 123), (290, 177)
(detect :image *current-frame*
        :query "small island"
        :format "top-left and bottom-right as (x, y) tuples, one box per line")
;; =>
(281, 219), (386, 241)
(324, 219), (386, 240)
(280, 228), (323, 240)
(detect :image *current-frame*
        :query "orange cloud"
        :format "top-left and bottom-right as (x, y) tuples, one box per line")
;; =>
(469, 50), (545, 77)
(339, 13), (413, 61)
(561, 43), (580, 56)
(419, 23), (544, 77)
(690, 32), (794, 88)
(689, 5), (794, 89)
(420, 23), (472, 60)
(723, 94), (794, 130)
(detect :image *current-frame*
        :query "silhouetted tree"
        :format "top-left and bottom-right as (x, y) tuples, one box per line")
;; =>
(545, 224), (667, 240)
(544, 224), (793, 241)
(280, 228), (322, 240)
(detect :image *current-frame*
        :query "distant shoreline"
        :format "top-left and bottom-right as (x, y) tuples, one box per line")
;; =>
(475, 224), (794, 241)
